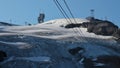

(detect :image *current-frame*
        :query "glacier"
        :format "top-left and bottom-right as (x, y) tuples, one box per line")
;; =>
(0, 18), (120, 68)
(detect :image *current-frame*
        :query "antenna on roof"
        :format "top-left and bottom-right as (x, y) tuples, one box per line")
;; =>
(90, 9), (95, 18)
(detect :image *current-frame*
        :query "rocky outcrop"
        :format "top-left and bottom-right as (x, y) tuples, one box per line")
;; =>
(65, 18), (118, 36)
(68, 47), (84, 56)
(112, 29), (120, 42)
(87, 23), (96, 32)
(93, 55), (120, 68)
(113, 29), (120, 39)
(65, 23), (81, 28)
(81, 55), (120, 68)
(85, 17), (118, 35)
(0, 51), (7, 62)
(89, 21), (118, 35)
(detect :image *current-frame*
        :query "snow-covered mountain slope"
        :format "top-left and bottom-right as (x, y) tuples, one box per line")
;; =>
(1, 18), (113, 39)
(0, 18), (120, 68)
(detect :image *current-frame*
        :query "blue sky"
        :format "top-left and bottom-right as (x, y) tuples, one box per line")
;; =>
(0, 0), (120, 26)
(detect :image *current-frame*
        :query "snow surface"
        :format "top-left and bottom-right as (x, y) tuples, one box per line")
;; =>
(0, 56), (50, 65)
(0, 41), (32, 49)
(0, 18), (120, 68)
(1, 18), (113, 39)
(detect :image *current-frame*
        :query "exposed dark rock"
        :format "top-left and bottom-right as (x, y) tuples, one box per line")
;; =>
(81, 22), (94, 28)
(93, 21), (118, 35)
(113, 29), (120, 38)
(68, 47), (84, 55)
(112, 29), (120, 43)
(82, 55), (120, 68)
(86, 20), (118, 36)
(96, 55), (120, 63)
(93, 55), (120, 68)
(65, 23), (81, 28)
(87, 23), (96, 32)
(65, 18), (119, 37)
(0, 51), (7, 62)
(83, 58), (94, 68)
